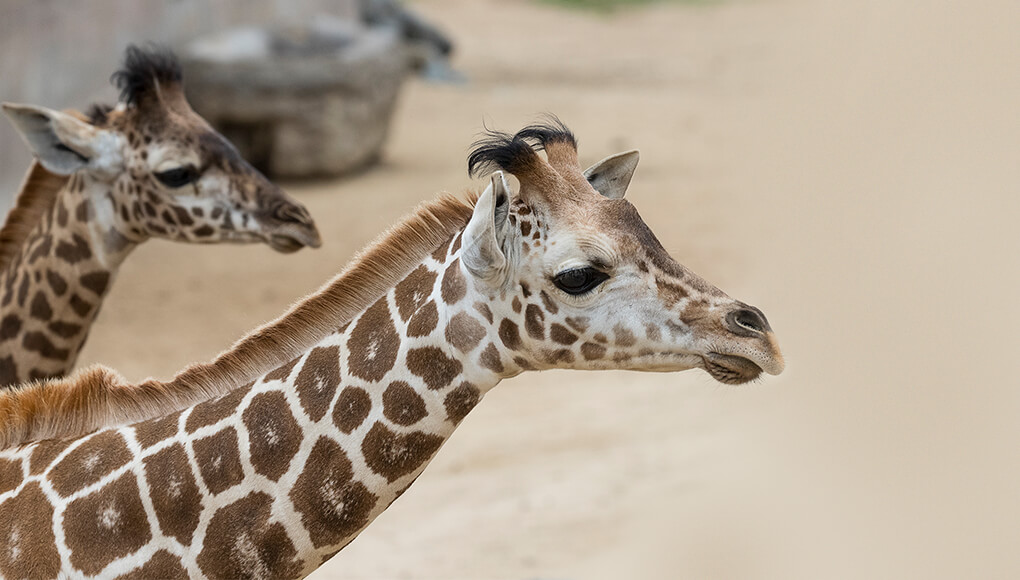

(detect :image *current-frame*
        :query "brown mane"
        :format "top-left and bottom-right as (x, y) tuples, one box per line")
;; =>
(0, 161), (68, 275)
(0, 192), (477, 449)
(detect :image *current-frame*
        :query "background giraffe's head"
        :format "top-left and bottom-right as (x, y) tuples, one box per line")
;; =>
(2, 45), (320, 253)
(463, 119), (784, 384)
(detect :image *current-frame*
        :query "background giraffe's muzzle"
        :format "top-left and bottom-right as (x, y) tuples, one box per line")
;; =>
(261, 196), (323, 253)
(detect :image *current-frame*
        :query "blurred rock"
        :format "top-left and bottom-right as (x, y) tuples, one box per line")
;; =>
(182, 3), (455, 178)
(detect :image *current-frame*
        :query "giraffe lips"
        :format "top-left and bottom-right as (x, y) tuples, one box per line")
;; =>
(267, 228), (323, 253)
(703, 353), (763, 385)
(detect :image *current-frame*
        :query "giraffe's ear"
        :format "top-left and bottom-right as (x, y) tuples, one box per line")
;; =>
(2, 103), (122, 177)
(463, 171), (512, 284)
(584, 149), (640, 200)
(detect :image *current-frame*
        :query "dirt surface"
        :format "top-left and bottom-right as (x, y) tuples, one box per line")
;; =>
(73, 0), (1019, 578)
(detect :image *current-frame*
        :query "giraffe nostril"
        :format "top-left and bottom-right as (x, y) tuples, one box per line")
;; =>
(274, 203), (311, 225)
(726, 307), (771, 336)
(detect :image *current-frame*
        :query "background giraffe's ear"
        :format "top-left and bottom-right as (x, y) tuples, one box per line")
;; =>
(583, 149), (640, 200)
(463, 171), (512, 284)
(2, 102), (122, 176)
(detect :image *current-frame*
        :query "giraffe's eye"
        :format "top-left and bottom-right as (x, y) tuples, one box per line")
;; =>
(552, 267), (609, 296)
(154, 165), (200, 188)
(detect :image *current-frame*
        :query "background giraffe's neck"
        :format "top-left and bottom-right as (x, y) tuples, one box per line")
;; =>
(0, 172), (137, 385)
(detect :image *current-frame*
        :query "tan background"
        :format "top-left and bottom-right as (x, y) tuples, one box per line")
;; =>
(8, 0), (1020, 578)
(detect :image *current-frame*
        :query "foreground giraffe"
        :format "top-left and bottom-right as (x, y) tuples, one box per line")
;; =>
(0, 46), (321, 387)
(0, 120), (783, 578)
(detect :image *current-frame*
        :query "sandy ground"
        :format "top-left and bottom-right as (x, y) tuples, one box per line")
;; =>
(67, 0), (1020, 578)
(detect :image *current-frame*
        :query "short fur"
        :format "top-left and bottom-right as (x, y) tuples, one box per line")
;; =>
(0, 161), (68, 277)
(0, 193), (477, 449)
(110, 44), (183, 107)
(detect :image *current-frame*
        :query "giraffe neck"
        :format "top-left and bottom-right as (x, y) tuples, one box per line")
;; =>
(179, 230), (519, 574)
(0, 227), (521, 579)
(0, 171), (137, 386)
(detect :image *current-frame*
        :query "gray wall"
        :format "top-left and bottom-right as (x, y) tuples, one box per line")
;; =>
(0, 0), (360, 205)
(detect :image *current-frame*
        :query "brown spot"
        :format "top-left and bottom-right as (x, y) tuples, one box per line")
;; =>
(383, 381), (427, 426)
(143, 444), (202, 545)
(333, 386), (371, 434)
(0, 315), (21, 341)
(28, 437), (75, 475)
(28, 235), (52, 263)
(347, 298), (400, 382)
(638, 260), (649, 273)
(566, 316), (590, 333)
(45, 270), (67, 296)
(407, 300), (439, 337)
(544, 348), (575, 364)
(550, 324), (578, 345)
(244, 392), (303, 481)
(29, 292), (52, 321)
(49, 430), (132, 497)
(657, 277), (689, 307)
(69, 293), (92, 317)
(0, 355), (16, 386)
(445, 312), (486, 352)
(540, 290), (559, 314)
(511, 296), (522, 314)
(645, 323), (662, 341)
(594, 333), (608, 344)
(48, 320), (82, 338)
(499, 319), (523, 350)
(0, 457), (22, 495)
(194, 224), (214, 237)
(474, 301), (494, 323)
(520, 281), (532, 298)
(444, 382), (481, 424)
(192, 427), (245, 495)
(185, 384), (251, 433)
(520, 221), (532, 237)
(134, 409), (182, 449)
(63, 473), (152, 575)
(172, 206), (194, 226)
(614, 324), (637, 347)
(406, 346), (462, 389)
(581, 342), (607, 360)
(56, 202), (69, 226)
(0, 483), (60, 579)
(431, 235), (453, 261)
(450, 232), (463, 254)
(362, 422), (444, 483)
(16, 274), (28, 307)
(290, 437), (378, 548)
(294, 346), (341, 421)
(479, 343), (505, 374)
(196, 491), (303, 579)
(441, 259), (467, 304)
(115, 551), (188, 580)
(80, 271), (110, 296)
(76, 200), (91, 222)
(525, 304), (545, 340)
(514, 356), (537, 370)
(393, 265), (438, 322)
(55, 234), (92, 264)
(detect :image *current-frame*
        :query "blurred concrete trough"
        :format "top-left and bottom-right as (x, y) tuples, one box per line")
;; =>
(182, 8), (453, 178)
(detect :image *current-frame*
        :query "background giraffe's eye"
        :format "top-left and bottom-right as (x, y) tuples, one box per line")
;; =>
(154, 165), (200, 188)
(552, 267), (609, 296)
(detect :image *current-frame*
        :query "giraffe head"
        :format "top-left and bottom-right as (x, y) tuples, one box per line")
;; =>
(463, 119), (783, 384)
(2, 45), (320, 253)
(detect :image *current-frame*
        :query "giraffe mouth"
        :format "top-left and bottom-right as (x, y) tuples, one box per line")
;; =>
(702, 353), (763, 385)
(267, 227), (323, 253)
